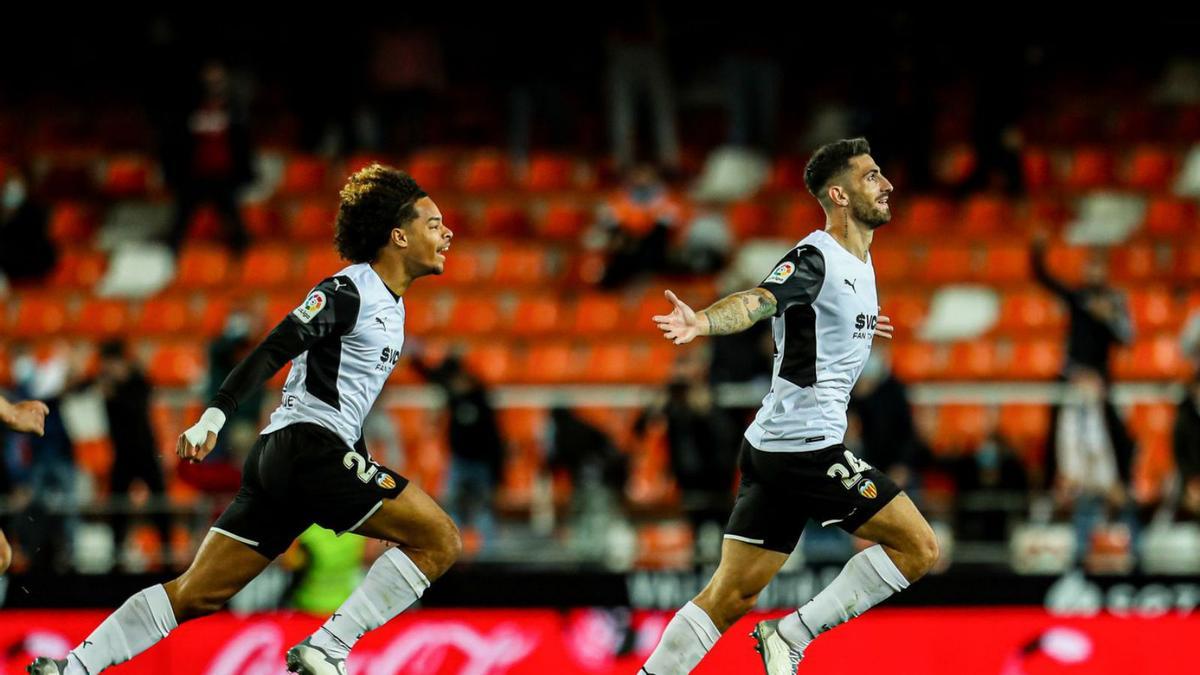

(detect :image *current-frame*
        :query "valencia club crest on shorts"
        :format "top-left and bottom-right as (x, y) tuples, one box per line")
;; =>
(858, 479), (878, 499)
(376, 473), (397, 490)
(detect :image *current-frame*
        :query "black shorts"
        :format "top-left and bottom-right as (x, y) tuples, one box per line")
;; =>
(724, 439), (900, 554)
(212, 422), (408, 559)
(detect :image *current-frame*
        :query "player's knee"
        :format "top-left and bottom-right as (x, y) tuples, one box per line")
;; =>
(439, 520), (463, 569)
(165, 579), (229, 621)
(697, 583), (758, 631)
(0, 537), (11, 575)
(911, 525), (940, 578)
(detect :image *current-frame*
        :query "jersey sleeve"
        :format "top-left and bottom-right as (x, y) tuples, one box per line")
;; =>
(757, 244), (826, 317)
(209, 275), (361, 417)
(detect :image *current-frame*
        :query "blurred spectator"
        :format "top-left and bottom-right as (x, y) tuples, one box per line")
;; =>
(282, 525), (367, 614)
(636, 378), (738, 555)
(0, 164), (57, 286)
(594, 164), (683, 289)
(849, 350), (930, 493)
(1173, 378), (1200, 519)
(546, 406), (629, 548)
(944, 409), (1030, 542)
(1181, 308), (1200, 369)
(162, 60), (254, 255)
(674, 200), (732, 275)
(77, 341), (172, 568)
(7, 348), (77, 573)
(1048, 366), (1137, 563)
(413, 353), (503, 549)
(606, 13), (679, 171)
(722, 50), (780, 154)
(1031, 233), (1133, 379)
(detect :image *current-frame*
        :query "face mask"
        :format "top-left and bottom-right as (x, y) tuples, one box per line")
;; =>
(2, 179), (26, 210)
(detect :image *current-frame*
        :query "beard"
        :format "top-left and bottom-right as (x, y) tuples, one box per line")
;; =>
(850, 193), (891, 229)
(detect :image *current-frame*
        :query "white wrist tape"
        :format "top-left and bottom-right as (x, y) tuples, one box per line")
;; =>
(183, 408), (226, 447)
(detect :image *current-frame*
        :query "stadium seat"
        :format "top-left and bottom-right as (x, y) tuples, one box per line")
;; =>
(174, 246), (232, 289)
(480, 202), (530, 237)
(781, 198), (824, 232)
(879, 290), (928, 334)
(523, 341), (577, 384)
(1044, 244), (1089, 285)
(72, 298), (132, 338)
(101, 155), (152, 198)
(289, 200), (337, 242)
(1065, 147), (1115, 190)
(10, 295), (71, 338)
(525, 154), (575, 191)
(433, 243), (487, 285)
(493, 244), (551, 285)
(571, 293), (624, 335)
(299, 247), (347, 285)
(961, 194), (1013, 238)
(447, 296), (503, 335)
(978, 244), (1031, 284)
(1110, 243), (1161, 283)
(537, 199), (591, 240)
(241, 201), (281, 239)
(460, 152), (509, 191)
(1127, 287), (1177, 333)
(509, 294), (563, 336)
(50, 248), (107, 288)
(727, 201), (775, 239)
(890, 342), (941, 381)
(278, 154), (328, 196)
(1005, 340), (1064, 380)
(581, 342), (636, 383)
(401, 297), (440, 335)
(997, 290), (1064, 334)
(919, 245), (973, 284)
(868, 245), (910, 284)
(767, 156), (808, 192)
(1174, 244), (1200, 282)
(407, 152), (453, 193)
(239, 246), (294, 289)
(946, 341), (999, 380)
(935, 404), (990, 452)
(136, 296), (191, 336)
(463, 343), (515, 385)
(1113, 337), (1188, 380)
(48, 201), (96, 245)
(998, 403), (1051, 454)
(1022, 148), (1055, 192)
(147, 342), (205, 387)
(895, 196), (954, 236)
(1142, 196), (1196, 237)
(1124, 145), (1175, 191)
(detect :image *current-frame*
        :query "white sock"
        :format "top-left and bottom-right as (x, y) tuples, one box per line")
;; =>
(640, 601), (721, 675)
(778, 545), (909, 651)
(309, 548), (430, 660)
(66, 584), (178, 674)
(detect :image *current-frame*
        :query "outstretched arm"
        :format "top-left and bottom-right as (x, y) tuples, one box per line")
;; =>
(653, 288), (778, 344)
(0, 395), (49, 435)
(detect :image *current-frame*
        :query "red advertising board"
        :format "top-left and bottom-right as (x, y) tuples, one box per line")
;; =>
(0, 608), (1195, 674)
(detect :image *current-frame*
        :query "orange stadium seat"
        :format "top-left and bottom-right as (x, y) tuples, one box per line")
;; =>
(493, 244), (551, 285)
(407, 151), (454, 191)
(299, 247), (347, 285)
(278, 154), (327, 196)
(728, 201), (775, 239)
(480, 202), (530, 236)
(1142, 197), (1196, 237)
(1124, 145), (1175, 191)
(48, 201), (96, 245)
(50, 248), (107, 288)
(781, 198), (824, 232)
(891, 342), (941, 381)
(523, 341), (577, 384)
(464, 343), (515, 385)
(1005, 339), (1064, 380)
(175, 246), (232, 289)
(897, 196), (954, 236)
(936, 404), (991, 452)
(10, 295), (71, 338)
(1127, 287), (1177, 333)
(1044, 244), (1089, 285)
(581, 342), (635, 383)
(509, 294), (563, 336)
(101, 155), (151, 197)
(946, 341), (999, 380)
(997, 290), (1064, 334)
(767, 156), (808, 192)
(1022, 148), (1055, 192)
(199, 295), (236, 337)
(537, 200), (591, 240)
(978, 244), (1031, 284)
(1065, 147), (1115, 190)
(239, 246), (294, 289)
(136, 296), (191, 336)
(448, 296), (504, 335)
(241, 201), (281, 239)
(919, 244), (973, 284)
(1110, 244), (1161, 283)
(72, 298), (132, 338)
(878, 290), (927, 334)
(571, 293), (624, 335)
(289, 200), (337, 242)
(868, 245), (911, 284)
(147, 342), (205, 387)
(1113, 337), (1188, 380)
(998, 403), (1051, 453)
(461, 152), (509, 191)
(433, 243), (487, 286)
(525, 154), (574, 191)
(401, 297), (440, 335)
(961, 194), (1013, 238)
(1174, 245), (1200, 282)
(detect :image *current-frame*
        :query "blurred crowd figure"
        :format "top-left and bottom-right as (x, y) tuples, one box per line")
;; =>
(162, 60), (254, 255)
(593, 164), (684, 289)
(0, 163), (57, 289)
(413, 351), (503, 550)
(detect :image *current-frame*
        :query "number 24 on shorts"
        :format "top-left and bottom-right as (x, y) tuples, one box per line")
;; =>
(827, 450), (873, 490)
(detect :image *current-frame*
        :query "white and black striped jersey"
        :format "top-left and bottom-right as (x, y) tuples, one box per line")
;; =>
(211, 262), (406, 450)
(744, 229), (878, 453)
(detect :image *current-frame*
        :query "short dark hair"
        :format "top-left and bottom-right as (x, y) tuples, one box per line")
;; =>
(803, 137), (872, 205)
(334, 164), (427, 263)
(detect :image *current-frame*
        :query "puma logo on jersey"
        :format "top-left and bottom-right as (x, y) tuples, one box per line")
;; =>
(374, 316), (387, 331)
(844, 278), (857, 293)
(332, 279), (346, 292)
